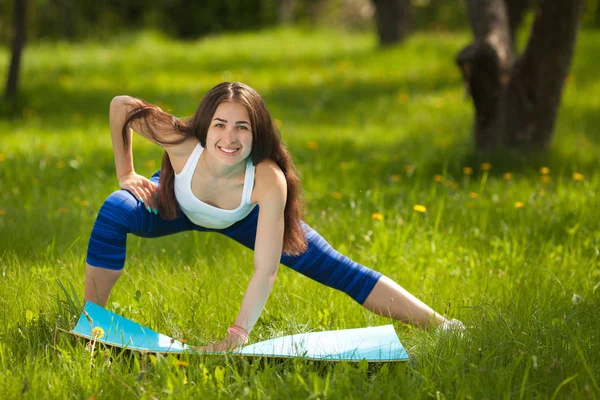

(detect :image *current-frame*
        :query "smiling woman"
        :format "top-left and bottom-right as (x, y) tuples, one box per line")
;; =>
(83, 82), (462, 353)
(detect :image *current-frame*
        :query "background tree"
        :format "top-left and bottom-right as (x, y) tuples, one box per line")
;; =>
(456, 0), (585, 150)
(372, 0), (412, 46)
(5, 0), (27, 101)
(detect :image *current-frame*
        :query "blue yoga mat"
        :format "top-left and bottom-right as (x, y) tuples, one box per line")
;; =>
(71, 302), (409, 362)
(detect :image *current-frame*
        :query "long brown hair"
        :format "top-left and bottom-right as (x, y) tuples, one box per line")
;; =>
(122, 82), (307, 255)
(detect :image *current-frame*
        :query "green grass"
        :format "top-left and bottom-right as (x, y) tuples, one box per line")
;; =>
(0, 27), (599, 399)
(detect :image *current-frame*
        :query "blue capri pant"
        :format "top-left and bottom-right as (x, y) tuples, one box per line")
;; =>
(86, 172), (382, 304)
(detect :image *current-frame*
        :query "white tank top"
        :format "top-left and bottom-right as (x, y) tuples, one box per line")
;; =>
(174, 143), (256, 229)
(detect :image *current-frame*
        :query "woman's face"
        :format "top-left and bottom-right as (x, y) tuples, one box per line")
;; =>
(205, 101), (253, 166)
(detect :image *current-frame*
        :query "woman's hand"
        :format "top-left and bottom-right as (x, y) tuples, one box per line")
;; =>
(194, 332), (247, 354)
(118, 171), (159, 213)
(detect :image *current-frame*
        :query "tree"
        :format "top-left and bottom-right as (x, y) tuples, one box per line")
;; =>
(372, 0), (411, 46)
(5, 0), (27, 101)
(456, 0), (584, 150)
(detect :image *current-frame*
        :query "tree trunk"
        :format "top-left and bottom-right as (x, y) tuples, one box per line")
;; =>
(5, 0), (27, 100)
(372, 0), (411, 46)
(457, 0), (584, 150)
(505, 0), (532, 50)
(279, 0), (294, 25)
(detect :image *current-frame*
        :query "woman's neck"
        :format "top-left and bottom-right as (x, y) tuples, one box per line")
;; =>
(197, 150), (247, 181)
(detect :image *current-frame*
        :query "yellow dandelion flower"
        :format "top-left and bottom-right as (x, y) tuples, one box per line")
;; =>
(572, 172), (584, 181)
(59, 208), (69, 214)
(413, 205), (427, 213)
(91, 327), (104, 339)
(514, 201), (525, 209)
(0, 154), (5, 162)
(540, 167), (550, 175)
(462, 167), (473, 175)
(503, 172), (512, 181)
(80, 200), (89, 206)
(306, 141), (319, 150)
(541, 175), (551, 183)
(390, 175), (401, 182)
(332, 192), (342, 199)
(397, 94), (409, 104)
(371, 213), (384, 221)
(56, 160), (66, 169)
(469, 192), (479, 199)
(176, 360), (189, 367)
(404, 164), (414, 172)
(339, 162), (349, 170)
(481, 162), (492, 171)
(273, 119), (282, 129)
(391, 154), (401, 161)
(0, 210), (5, 216)
(449, 182), (459, 190)
(144, 159), (156, 169)
(433, 174), (444, 183)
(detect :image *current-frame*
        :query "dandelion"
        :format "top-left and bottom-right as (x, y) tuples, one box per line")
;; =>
(306, 141), (319, 150)
(332, 192), (342, 200)
(176, 360), (189, 367)
(80, 200), (89, 206)
(91, 327), (105, 339)
(371, 213), (384, 221)
(433, 174), (444, 182)
(503, 172), (512, 180)
(462, 167), (473, 175)
(56, 160), (66, 169)
(144, 159), (156, 169)
(404, 164), (415, 173)
(0, 210), (5, 216)
(59, 208), (68, 214)
(469, 192), (479, 199)
(339, 162), (349, 170)
(0, 154), (5, 162)
(481, 162), (492, 171)
(540, 167), (550, 175)
(572, 172), (584, 181)
(514, 201), (525, 209)
(390, 175), (401, 182)
(541, 175), (551, 183)
(274, 119), (282, 129)
(397, 93), (409, 104)
(413, 205), (427, 213)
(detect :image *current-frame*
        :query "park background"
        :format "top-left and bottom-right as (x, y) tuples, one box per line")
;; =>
(0, 0), (599, 398)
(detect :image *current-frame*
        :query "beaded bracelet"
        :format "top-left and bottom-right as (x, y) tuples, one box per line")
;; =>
(232, 324), (249, 335)
(227, 326), (249, 344)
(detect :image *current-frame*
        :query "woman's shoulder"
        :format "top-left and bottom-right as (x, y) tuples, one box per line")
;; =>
(251, 159), (286, 204)
(254, 159), (284, 182)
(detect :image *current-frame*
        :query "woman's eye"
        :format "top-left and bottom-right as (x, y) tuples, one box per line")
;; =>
(238, 125), (249, 130)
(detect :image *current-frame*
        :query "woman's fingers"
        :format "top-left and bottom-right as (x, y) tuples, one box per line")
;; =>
(121, 177), (158, 214)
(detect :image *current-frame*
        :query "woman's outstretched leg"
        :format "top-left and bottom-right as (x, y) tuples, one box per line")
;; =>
(221, 210), (448, 329)
(362, 275), (445, 329)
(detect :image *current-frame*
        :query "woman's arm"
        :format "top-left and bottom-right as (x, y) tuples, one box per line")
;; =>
(108, 96), (193, 206)
(197, 162), (287, 352)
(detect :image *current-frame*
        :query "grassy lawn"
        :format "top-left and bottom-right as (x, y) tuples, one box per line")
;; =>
(0, 27), (598, 398)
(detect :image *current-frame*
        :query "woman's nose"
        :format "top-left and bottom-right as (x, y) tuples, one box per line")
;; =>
(222, 127), (236, 143)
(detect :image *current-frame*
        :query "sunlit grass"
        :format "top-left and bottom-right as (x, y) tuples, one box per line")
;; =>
(0, 27), (599, 398)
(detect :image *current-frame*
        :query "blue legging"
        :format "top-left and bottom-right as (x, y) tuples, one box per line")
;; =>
(86, 172), (382, 304)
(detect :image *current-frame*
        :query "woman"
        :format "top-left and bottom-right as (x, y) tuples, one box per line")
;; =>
(85, 82), (460, 352)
